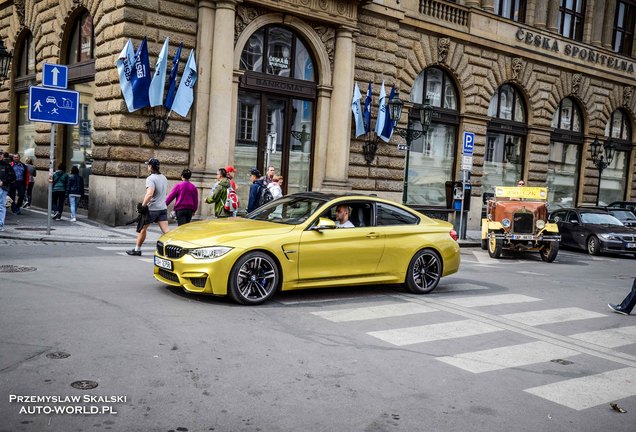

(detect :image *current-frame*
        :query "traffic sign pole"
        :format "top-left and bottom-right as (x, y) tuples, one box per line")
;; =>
(47, 127), (55, 235)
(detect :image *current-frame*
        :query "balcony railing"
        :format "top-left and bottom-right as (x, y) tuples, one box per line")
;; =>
(419, 0), (468, 27)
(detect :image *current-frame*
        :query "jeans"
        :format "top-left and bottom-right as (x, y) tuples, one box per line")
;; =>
(69, 194), (80, 219)
(618, 278), (636, 314)
(10, 182), (25, 212)
(0, 188), (7, 229)
(52, 191), (65, 215)
(26, 181), (34, 205)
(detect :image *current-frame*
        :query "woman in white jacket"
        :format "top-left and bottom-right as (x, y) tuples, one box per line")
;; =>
(267, 175), (284, 200)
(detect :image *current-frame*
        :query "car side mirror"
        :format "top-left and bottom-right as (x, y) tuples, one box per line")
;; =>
(310, 217), (337, 231)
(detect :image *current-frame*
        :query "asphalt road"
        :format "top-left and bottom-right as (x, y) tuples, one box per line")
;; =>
(0, 241), (635, 432)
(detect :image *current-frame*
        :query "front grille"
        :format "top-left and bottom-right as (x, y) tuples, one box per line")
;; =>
(513, 212), (534, 234)
(158, 269), (180, 283)
(165, 245), (185, 258)
(156, 241), (164, 256)
(619, 234), (636, 242)
(190, 277), (208, 288)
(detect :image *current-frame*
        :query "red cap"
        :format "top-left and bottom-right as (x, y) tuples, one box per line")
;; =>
(225, 165), (236, 173)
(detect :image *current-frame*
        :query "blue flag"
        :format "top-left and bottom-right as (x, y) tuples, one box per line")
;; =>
(379, 85), (396, 142)
(130, 37), (151, 111)
(164, 42), (183, 110)
(351, 82), (365, 138)
(116, 39), (135, 112)
(171, 49), (197, 117)
(363, 82), (372, 134)
(374, 81), (387, 137)
(149, 37), (169, 107)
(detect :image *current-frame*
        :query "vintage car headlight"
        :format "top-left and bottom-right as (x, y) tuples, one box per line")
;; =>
(188, 246), (233, 259)
(599, 233), (619, 241)
(502, 218), (511, 228)
(536, 220), (546, 229)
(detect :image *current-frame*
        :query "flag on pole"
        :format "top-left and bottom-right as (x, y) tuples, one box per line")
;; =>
(363, 82), (372, 134)
(131, 37), (151, 111)
(164, 42), (183, 110)
(351, 82), (365, 138)
(379, 85), (396, 142)
(374, 81), (387, 137)
(149, 37), (169, 107)
(116, 39), (136, 112)
(171, 49), (198, 117)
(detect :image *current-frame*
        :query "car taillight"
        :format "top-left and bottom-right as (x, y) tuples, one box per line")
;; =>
(449, 229), (458, 241)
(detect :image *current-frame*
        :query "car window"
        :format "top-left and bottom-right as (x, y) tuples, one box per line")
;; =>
(551, 210), (566, 222)
(580, 212), (623, 226)
(248, 196), (325, 225)
(376, 203), (419, 226)
(567, 212), (579, 224)
(610, 210), (636, 220)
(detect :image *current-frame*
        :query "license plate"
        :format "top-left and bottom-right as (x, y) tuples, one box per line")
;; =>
(154, 256), (173, 270)
(627, 243), (636, 249)
(512, 234), (533, 240)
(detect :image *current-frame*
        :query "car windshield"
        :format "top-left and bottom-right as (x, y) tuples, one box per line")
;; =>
(580, 212), (623, 226)
(247, 195), (327, 225)
(609, 210), (636, 220)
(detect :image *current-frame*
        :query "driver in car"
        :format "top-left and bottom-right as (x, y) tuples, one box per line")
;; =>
(335, 204), (355, 228)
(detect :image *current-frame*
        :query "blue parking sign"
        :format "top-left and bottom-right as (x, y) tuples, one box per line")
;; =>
(463, 132), (475, 155)
(42, 63), (68, 89)
(28, 86), (79, 125)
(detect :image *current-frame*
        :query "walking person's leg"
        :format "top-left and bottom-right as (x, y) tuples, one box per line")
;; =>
(16, 183), (25, 209)
(609, 278), (636, 315)
(69, 195), (77, 221)
(127, 224), (149, 256)
(0, 188), (7, 231)
(25, 182), (34, 207)
(9, 183), (17, 213)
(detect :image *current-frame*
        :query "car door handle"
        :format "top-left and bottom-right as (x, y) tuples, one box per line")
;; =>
(366, 232), (380, 239)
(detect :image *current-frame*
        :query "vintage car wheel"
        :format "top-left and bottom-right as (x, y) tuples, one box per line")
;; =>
(540, 241), (559, 262)
(228, 252), (280, 305)
(405, 249), (442, 294)
(587, 235), (601, 256)
(488, 235), (503, 258)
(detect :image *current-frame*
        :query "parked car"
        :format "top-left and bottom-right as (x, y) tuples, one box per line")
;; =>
(550, 208), (636, 257)
(608, 201), (636, 213)
(153, 193), (461, 305)
(577, 206), (636, 228)
(481, 186), (560, 262)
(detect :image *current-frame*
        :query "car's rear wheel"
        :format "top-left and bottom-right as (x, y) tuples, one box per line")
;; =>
(405, 249), (442, 294)
(228, 252), (280, 305)
(540, 241), (559, 262)
(587, 235), (601, 255)
(488, 234), (503, 258)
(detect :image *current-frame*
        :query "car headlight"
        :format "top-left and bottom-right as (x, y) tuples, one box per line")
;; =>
(502, 218), (511, 228)
(598, 233), (618, 241)
(188, 246), (233, 259)
(536, 220), (546, 229)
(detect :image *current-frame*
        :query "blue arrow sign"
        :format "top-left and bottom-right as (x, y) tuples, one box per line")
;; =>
(42, 63), (68, 89)
(28, 86), (79, 125)
(463, 131), (475, 156)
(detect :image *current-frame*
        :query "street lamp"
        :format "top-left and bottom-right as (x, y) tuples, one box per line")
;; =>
(389, 96), (433, 204)
(589, 136), (616, 206)
(0, 38), (13, 86)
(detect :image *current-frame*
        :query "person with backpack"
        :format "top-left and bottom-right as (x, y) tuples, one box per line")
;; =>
(66, 165), (85, 222)
(205, 168), (231, 218)
(247, 168), (274, 213)
(51, 164), (69, 220)
(0, 152), (17, 231)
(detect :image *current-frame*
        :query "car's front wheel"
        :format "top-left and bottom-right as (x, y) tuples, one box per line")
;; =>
(228, 252), (280, 305)
(540, 241), (559, 262)
(405, 249), (442, 294)
(587, 235), (601, 256)
(488, 234), (503, 258)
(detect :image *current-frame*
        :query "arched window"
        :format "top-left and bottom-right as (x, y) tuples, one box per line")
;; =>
(63, 10), (95, 198)
(13, 31), (36, 162)
(600, 109), (633, 204)
(407, 67), (459, 206)
(547, 97), (584, 208)
(483, 84), (527, 193)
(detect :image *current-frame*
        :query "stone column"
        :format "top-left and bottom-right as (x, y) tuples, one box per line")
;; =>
(601, 0), (617, 49)
(481, 0), (494, 13)
(322, 26), (355, 190)
(533, 0), (548, 29)
(590, 0), (605, 47)
(464, 0), (480, 7)
(546, 0), (560, 32)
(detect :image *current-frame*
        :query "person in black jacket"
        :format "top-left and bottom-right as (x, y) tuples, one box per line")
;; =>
(9, 153), (29, 215)
(66, 166), (84, 222)
(0, 153), (17, 231)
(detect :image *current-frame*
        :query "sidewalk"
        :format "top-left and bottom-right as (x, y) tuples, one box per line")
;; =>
(0, 204), (482, 247)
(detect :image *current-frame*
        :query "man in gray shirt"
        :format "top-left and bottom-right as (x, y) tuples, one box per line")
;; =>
(127, 158), (170, 256)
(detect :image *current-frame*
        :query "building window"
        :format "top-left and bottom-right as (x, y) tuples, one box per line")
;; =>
(494, 0), (526, 22)
(613, 1), (636, 56)
(14, 31), (36, 162)
(408, 67), (459, 206)
(67, 11), (94, 64)
(548, 97), (584, 208)
(558, 0), (586, 41)
(600, 109), (633, 204)
(484, 84), (527, 193)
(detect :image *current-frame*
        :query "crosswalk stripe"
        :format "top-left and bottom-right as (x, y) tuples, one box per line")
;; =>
(367, 320), (502, 346)
(524, 367), (636, 410)
(311, 303), (437, 322)
(569, 326), (636, 349)
(443, 294), (541, 308)
(98, 246), (154, 251)
(437, 341), (580, 373)
(501, 307), (606, 326)
(139, 258), (154, 263)
(436, 283), (489, 292)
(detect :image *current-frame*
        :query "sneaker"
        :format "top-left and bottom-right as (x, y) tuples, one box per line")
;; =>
(70, 218), (77, 222)
(22, 203), (29, 208)
(126, 249), (142, 256)
(0, 226), (5, 232)
(608, 304), (629, 316)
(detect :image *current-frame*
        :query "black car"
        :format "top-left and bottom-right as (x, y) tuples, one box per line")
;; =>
(607, 208), (636, 228)
(550, 208), (636, 257)
(609, 201), (636, 213)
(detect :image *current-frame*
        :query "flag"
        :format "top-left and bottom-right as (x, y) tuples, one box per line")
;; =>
(130, 37), (151, 111)
(116, 39), (135, 112)
(171, 49), (198, 117)
(149, 37), (169, 107)
(164, 42), (183, 110)
(351, 82), (365, 138)
(374, 81), (387, 137)
(379, 85), (396, 142)
(363, 82), (372, 134)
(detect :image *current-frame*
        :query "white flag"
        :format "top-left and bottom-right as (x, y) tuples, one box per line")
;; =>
(116, 39), (135, 112)
(351, 82), (365, 138)
(171, 49), (197, 117)
(374, 81), (387, 137)
(149, 37), (169, 107)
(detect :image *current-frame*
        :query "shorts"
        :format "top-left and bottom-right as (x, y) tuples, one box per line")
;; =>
(146, 209), (168, 224)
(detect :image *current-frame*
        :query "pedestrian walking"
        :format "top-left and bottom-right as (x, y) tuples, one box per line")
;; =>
(205, 168), (232, 218)
(9, 153), (29, 214)
(127, 158), (170, 256)
(247, 168), (263, 213)
(608, 278), (636, 315)
(23, 157), (36, 208)
(51, 164), (69, 220)
(66, 166), (84, 222)
(263, 165), (276, 185)
(0, 154), (17, 232)
(225, 165), (240, 216)
(166, 168), (198, 226)
(268, 175), (284, 200)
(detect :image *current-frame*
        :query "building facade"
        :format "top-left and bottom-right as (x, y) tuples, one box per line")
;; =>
(0, 0), (634, 228)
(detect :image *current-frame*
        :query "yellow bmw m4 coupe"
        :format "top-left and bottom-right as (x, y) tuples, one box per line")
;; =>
(153, 193), (460, 305)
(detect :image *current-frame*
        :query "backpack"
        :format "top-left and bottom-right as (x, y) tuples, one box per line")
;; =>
(0, 161), (16, 188)
(256, 183), (273, 207)
(224, 185), (240, 212)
